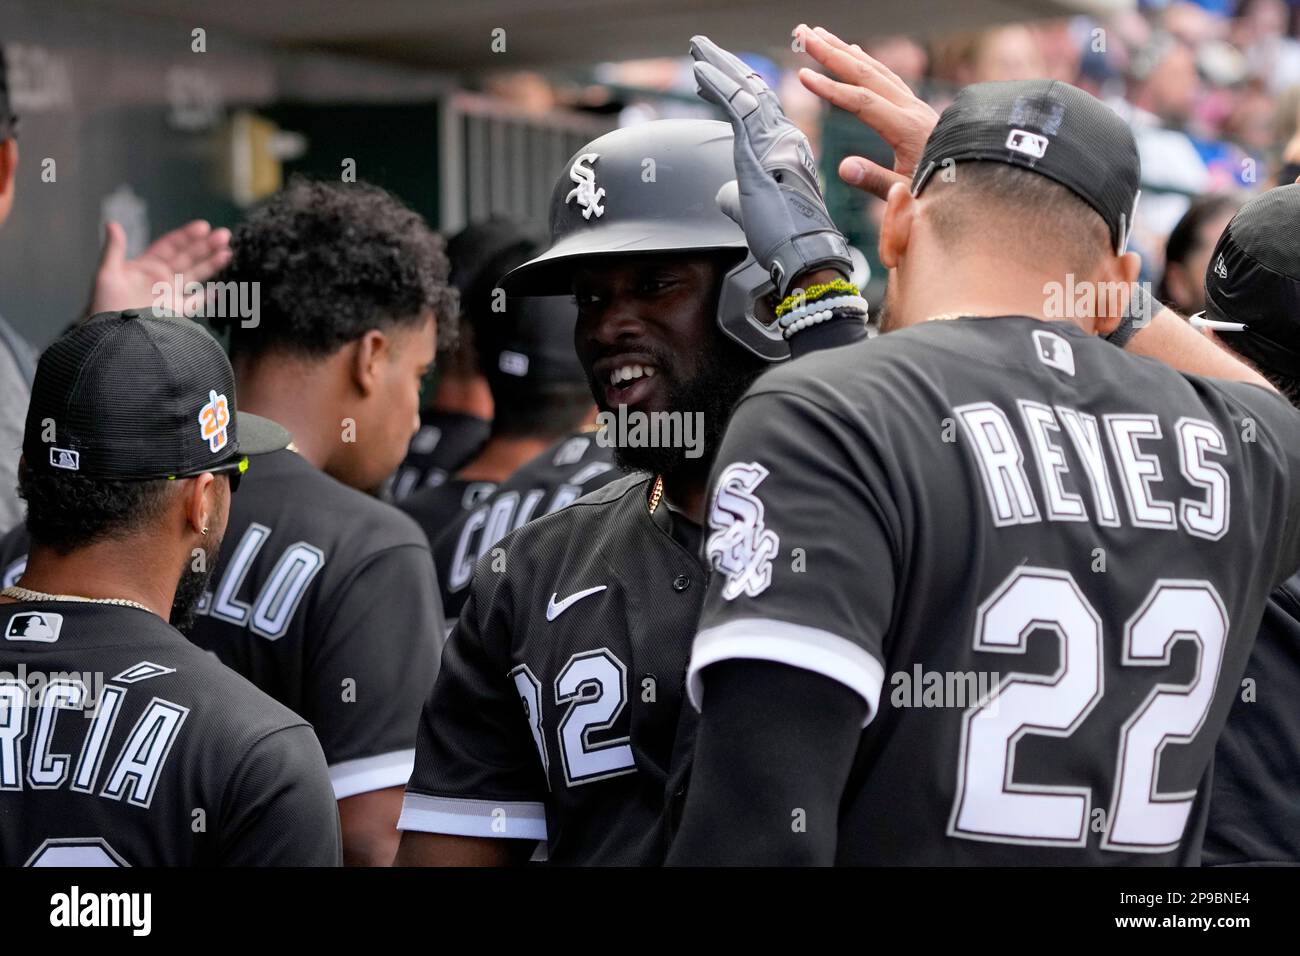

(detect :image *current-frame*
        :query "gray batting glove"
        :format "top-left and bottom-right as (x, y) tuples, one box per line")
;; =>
(690, 35), (851, 297)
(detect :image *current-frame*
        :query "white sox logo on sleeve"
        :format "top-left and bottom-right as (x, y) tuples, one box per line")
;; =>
(706, 461), (780, 600)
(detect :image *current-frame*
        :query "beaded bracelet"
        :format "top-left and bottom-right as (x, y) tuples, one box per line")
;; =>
(775, 278), (860, 319)
(781, 304), (868, 339)
(777, 294), (870, 329)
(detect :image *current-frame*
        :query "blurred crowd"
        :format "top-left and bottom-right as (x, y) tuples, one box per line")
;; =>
(853, 0), (1300, 285)
(494, 0), (1300, 299)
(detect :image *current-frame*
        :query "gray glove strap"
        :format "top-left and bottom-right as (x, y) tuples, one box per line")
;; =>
(770, 231), (853, 295)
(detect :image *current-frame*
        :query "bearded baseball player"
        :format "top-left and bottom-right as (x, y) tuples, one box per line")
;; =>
(0, 311), (340, 866)
(667, 66), (1300, 864)
(393, 37), (869, 865)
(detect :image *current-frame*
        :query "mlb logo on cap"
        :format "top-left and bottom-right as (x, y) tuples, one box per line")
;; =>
(49, 447), (79, 471)
(23, 311), (290, 481)
(499, 351), (530, 377)
(1006, 129), (1049, 159)
(5, 611), (63, 643)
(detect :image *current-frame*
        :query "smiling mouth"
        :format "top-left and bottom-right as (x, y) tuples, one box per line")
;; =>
(601, 361), (661, 409)
(608, 362), (657, 387)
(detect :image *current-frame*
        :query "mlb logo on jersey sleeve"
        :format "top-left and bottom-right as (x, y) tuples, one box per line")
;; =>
(5, 611), (63, 643)
(1032, 330), (1075, 376)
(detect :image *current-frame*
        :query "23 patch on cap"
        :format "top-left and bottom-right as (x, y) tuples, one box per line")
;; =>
(198, 390), (231, 453)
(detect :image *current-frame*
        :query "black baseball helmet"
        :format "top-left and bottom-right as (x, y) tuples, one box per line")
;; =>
(502, 119), (787, 361)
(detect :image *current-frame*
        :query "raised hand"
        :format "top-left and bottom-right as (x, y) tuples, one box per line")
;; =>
(88, 219), (233, 318)
(690, 34), (851, 295)
(795, 24), (939, 201)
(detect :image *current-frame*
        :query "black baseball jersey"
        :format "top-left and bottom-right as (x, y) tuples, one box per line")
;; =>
(0, 601), (340, 866)
(431, 428), (621, 619)
(186, 447), (445, 800)
(1, 451), (445, 801)
(687, 315), (1300, 865)
(386, 409), (490, 502)
(399, 474), (705, 865)
(399, 478), (498, 569)
(1203, 569), (1300, 864)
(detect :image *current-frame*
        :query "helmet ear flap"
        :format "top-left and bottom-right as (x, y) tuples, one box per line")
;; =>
(716, 255), (788, 362)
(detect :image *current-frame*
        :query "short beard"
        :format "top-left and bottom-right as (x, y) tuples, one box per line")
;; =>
(171, 535), (221, 634)
(611, 327), (768, 482)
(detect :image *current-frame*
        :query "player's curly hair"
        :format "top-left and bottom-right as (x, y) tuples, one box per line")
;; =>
(213, 176), (458, 360)
(17, 460), (175, 554)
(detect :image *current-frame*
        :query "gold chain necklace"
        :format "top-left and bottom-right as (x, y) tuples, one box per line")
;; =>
(647, 474), (665, 515)
(2, 585), (153, 613)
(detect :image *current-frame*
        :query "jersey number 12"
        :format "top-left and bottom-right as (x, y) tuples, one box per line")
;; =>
(510, 649), (636, 788)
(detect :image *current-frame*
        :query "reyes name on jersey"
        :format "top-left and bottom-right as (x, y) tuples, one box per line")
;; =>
(690, 315), (1300, 864)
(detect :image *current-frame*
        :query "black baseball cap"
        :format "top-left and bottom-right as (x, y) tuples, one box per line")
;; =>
(23, 310), (289, 480)
(447, 219), (541, 299)
(1200, 184), (1300, 376)
(451, 223), (587, 393)
(484, 294), (586, 393)
(912, 79), (1141, 254)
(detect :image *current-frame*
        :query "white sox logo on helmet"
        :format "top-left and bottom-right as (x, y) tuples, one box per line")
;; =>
(706, 461), (780, 600)
(566, 153), (605, 219)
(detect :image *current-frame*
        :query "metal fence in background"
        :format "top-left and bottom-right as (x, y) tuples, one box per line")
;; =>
(440, 91), (612, 235)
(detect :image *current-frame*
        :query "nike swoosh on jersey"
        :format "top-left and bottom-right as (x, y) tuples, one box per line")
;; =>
(546, 585), (608, 622)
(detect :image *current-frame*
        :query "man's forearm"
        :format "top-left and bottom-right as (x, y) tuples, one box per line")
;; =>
(667, 659), (865, 866)
(338, 786), (406, 866)
(1127, 306), (1275, 391)
(393, 830), (531, 866)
